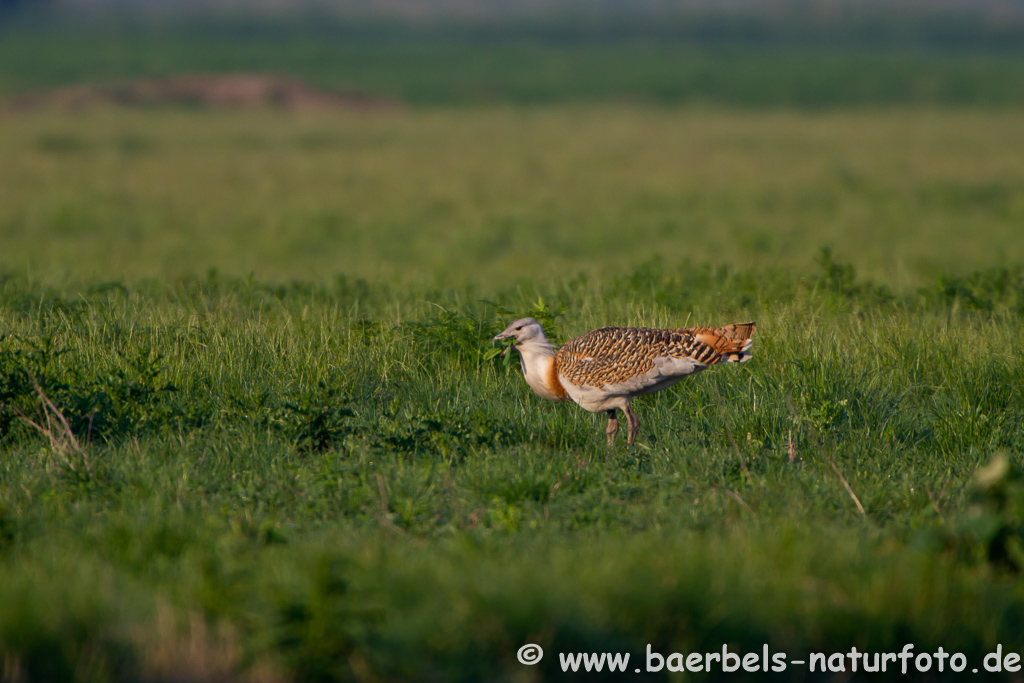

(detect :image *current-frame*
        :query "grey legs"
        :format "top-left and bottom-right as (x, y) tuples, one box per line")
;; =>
(605, 403), (640, 448)
(605, 410), (619, 447)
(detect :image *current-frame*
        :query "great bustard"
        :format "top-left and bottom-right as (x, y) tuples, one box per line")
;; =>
(492, 318), (756, 447)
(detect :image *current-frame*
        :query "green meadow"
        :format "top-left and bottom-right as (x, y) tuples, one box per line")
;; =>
(3, 107), (1024, 286)
(2, 25), (1024, 679)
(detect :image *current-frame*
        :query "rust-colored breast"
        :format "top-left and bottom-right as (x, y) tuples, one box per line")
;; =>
(546, 358), (570, 400)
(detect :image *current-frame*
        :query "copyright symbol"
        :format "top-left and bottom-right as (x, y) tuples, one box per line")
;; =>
(517, 643), (544, 665)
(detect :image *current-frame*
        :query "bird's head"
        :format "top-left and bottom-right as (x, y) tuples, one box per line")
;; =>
(492, 317), (546, 346)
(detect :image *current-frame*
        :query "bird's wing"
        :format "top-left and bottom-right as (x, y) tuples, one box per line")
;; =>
(556, 327), (714, 391)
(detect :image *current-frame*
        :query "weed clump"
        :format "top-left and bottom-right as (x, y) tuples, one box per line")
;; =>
(281, 379), (353, 454)
(932, 267), (1024, 313)
(959, 454), (1024, 571)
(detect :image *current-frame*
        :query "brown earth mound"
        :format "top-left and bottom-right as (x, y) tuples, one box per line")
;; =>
(2, 74), (401, 111)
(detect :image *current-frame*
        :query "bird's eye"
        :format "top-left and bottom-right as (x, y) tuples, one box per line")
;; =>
(515, 325), (523, 331)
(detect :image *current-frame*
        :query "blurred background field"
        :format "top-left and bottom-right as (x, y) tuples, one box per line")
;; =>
(1, 1), (1024, 681)
(3, 107), (1024, 288)
(6, 1), (1024, 107)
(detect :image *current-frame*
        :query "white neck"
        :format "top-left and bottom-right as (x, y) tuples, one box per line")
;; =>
(516, 339), (564, 401)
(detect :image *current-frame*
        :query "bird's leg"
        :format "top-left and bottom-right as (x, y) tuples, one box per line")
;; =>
(605, 409), (619, 447)
(624, 402), (641, 449)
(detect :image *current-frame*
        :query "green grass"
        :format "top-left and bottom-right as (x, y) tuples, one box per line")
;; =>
(1, 105), (1024, 680)
(1, 259), (1023, 680)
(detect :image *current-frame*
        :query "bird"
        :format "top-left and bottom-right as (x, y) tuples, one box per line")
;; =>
(492, 318), (755, 447)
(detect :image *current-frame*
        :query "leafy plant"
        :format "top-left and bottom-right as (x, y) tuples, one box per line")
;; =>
(282, 380), (353, 454)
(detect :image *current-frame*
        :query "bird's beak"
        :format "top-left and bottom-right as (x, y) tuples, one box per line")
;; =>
(492, 331), (509, 342)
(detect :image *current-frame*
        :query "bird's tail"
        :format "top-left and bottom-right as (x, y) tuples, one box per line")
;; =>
(680, 322), (756, 364)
